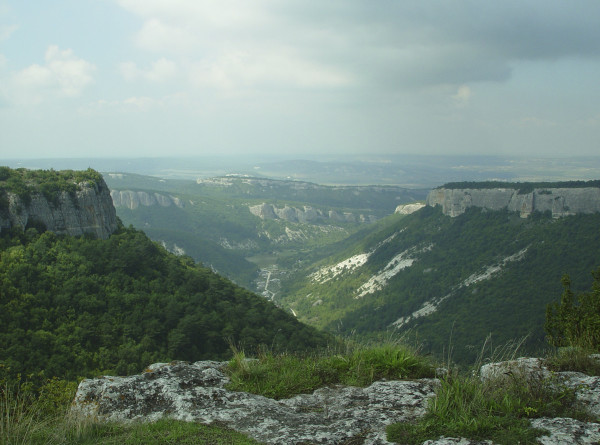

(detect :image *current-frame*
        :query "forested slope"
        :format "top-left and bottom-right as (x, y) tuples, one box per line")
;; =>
(0, 225), (330, 381)
(279, 206), (600, 364)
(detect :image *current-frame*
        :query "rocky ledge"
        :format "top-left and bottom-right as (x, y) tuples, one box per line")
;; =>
(427, 187), (600, 218)
(1, 178), (118, 239)
(72, 360), (437, 444)
(71, 358), (600, 444)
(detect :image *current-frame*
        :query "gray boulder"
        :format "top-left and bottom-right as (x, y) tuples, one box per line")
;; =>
(71, 360), (438, 445)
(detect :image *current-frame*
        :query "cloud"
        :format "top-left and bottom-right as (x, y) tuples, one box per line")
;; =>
(120, 58), (177, 82)
(0, 24), (17, 42)
(113, 0), (600, 92)
(10, 46), (95, 105)
(514, 117), (557, 127)
(190, 49), (353, 91)
(452, 85), (472, 107)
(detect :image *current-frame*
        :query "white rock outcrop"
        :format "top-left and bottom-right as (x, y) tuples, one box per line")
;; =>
(0, 179), (118, 239)
(110, 190), (185, 210)
(427, 187), (600, 218)
(71, 360), (438, 445)
(395, 203), (426, 215)
(71, 357), (600, 445)
(248, 202), (371, 224)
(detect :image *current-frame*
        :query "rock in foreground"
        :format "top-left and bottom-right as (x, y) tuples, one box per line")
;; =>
(71, 360), (438, 444)
(71, 358), (600, 444)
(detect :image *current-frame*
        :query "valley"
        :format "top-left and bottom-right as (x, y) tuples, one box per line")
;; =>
(103, 173), (427, 290)
(103, 172), (600, 365)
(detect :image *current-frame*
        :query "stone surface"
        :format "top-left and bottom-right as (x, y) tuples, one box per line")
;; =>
(395, 203), (426, 215)
(423, 439), (493, 445)
(110, 190), (185, 210)
(71, 357), (600, 444)
(1, 178), (118, 239)
(248, 202), (370, 224)
(71, 361), (438, 445)
(480, 357), (551, 385)
(426, 187), (600, 218)
(531, 418), (600, 444)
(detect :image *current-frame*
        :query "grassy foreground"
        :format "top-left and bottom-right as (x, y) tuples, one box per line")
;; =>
(2, 343), (599, 444)
(1, 341), (433, 444)
(225, 342), (436, 399)
(1, 385), (259, 445)
(387, 346), (599, 445)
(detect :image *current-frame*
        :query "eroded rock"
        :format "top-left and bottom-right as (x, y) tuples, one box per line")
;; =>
(71, 357), (600, 444)
(427, 187), (600, 218)
(71, 361), (438, 445)
(531, 417), (600, 445)
(1, 179), (118, 239)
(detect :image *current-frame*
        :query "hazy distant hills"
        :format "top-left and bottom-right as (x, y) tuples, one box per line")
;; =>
(8, 154), (600, 188)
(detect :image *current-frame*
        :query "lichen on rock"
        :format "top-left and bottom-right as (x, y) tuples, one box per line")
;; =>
(71, 360), (438, 445)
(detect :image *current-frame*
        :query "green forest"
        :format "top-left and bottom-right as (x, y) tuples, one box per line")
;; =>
(0, 167), (103, 208)
(0, 225), (330, 383)
(439, 179), (600, 193)
(279, 206), (600, 364)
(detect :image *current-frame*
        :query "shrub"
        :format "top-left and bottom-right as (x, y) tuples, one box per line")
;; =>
(545, 267), (600, 350)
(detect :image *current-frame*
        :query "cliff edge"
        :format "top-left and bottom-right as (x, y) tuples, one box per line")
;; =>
(427, 185), (600, 218)
(0, 167), (118, 239)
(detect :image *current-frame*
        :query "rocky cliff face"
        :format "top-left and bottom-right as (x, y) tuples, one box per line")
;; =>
(0, 179), (118, 239)
(71, 357), (600, 444)
(427, 187), (600, 218)
(110, 190), (185, 210)
(248, 202), (376, 224)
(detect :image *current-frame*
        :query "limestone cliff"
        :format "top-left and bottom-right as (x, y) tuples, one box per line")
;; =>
(427, 186), (600, 218)
(248, 202), (376, 224)
(0, 171), (118, 239)
(110, 190), (185, 210)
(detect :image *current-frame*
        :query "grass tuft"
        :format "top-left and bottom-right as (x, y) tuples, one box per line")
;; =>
(545, 347), (600, 376)
(225, 341), (435, 399)
(1, 383), (47, 445)
(386, 360), (591, 445)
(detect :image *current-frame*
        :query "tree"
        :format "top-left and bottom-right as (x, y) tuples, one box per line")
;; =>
(545, 267), (600, 349)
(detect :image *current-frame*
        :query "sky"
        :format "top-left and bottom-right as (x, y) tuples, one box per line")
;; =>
(1, 0), (599, 159)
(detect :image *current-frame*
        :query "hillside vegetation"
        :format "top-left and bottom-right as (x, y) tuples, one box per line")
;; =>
(0, 225), (330, 383)
(0, 167), (103, 208)
(104, 173), (426, 290)
(279, 205), (600, 364)
(440, 179), (600, 194)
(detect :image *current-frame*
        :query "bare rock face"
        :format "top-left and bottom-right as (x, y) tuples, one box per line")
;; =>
(71, 357), (600, 444)
(531, 418), (600, 445)
(427, 187), (600, 218)
(71, 361), (438, 445)
(395, 203), (426, 215)
(1, 179), (118, 239)
(248, 202), (375, 224)
(110, 190), (185, 210)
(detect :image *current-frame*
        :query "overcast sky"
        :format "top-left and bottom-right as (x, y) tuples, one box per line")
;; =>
(1, 0), (599, 159)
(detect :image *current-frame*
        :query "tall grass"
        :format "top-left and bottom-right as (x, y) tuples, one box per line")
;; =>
(386, 337), (594, 445)
(226, 341), (435, 399)
(1, 384), (47, 445)
(1, 381), (259, 444)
